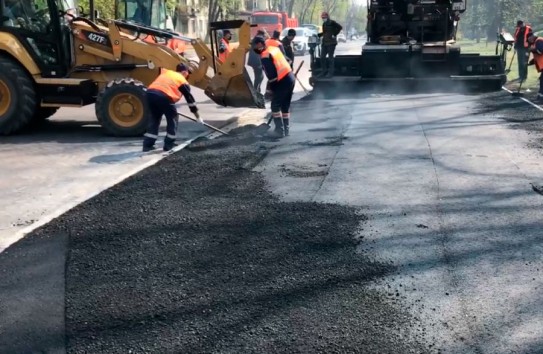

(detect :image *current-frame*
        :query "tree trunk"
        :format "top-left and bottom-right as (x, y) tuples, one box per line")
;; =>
(310, 1), (317, 23)
(288, 0), (295, 18)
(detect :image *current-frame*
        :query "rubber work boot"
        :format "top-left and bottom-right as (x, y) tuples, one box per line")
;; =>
(142, 145), (156, 152)
(267, 118), (284, 138)
(163, 142), (179, 152)
(282, 119), (290, 136)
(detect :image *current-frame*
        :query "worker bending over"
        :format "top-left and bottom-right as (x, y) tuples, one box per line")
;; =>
(253, 36), (295, 138)
(143, 64), (201, 152)
(528, 33), (543, 102)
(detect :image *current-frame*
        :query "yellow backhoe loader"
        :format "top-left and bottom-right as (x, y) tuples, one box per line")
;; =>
(0, 0), (263, 136)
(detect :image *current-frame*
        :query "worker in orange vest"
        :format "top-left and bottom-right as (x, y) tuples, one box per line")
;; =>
(527, 33), (543, 101)
(253, 36), (295, 138)
(265, 30), (288, 58)
(218, 29), (232, 63)
(143, 64), (201, 152)
(514, 20), (532, 82)
(167, 31), (187, 56)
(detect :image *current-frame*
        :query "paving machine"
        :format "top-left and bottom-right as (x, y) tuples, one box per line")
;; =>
(308, 0), (512, 91)
(0, 0), (263, 136)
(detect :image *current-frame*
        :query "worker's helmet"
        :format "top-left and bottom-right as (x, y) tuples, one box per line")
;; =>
(253, 36), (266, 46)
(287, 29), (296, 37)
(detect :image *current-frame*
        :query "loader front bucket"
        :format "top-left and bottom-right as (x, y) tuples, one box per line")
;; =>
(205, 68), (265, 109)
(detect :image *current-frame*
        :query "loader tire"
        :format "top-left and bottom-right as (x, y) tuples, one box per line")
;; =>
(96, 78), (149, 137)
(0, 56), (37, 135)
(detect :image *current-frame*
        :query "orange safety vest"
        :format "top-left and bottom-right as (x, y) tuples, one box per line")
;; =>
(168, 36), (186, 55)
(147, 69), (188, 102)
(515, 25), (532, 48)
(532, 38), (543, 73)
(265, 38), (281, 48)
(219, 38), (231, 62)
(260, 45), (292, 81)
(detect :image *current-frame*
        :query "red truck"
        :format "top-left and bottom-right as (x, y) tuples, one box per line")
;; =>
(250, 11), (299, 37)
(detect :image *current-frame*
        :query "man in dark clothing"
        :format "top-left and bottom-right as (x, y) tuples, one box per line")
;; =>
(514, 20), (532, 82)
(143, 64), (201, 152)
(318, 11), (343, 77)
(281, 28), (296, 68)
(247, 34), (265, 94)
(253, 36), (295, 138)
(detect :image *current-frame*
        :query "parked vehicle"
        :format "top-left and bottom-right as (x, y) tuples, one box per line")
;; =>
(337, 32), (347, 43)
(301, 23), (321, 36)
(281, 27), (314, 56)
(250, 11), (299, 37)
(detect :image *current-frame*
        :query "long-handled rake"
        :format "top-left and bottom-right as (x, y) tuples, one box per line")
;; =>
(505, 50), (516, 75)
(177, 112), (230, 135)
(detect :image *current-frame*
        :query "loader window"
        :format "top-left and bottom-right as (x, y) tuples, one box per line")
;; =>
(2, 0), (52, 33)
(123, 0), (151, 25)
(150, 0), (166, 29)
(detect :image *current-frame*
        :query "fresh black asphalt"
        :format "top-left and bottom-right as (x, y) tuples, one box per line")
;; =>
(1, 141), (430, 353)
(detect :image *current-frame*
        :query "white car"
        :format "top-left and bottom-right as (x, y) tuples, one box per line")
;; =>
(281, 27), (314, 56)
(337, 32), (346, 43)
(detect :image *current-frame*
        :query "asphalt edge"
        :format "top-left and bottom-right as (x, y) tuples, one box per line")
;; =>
(501, 86), (543, 112)
(0, 110), (265, 254)
(0, 84), (312, 253)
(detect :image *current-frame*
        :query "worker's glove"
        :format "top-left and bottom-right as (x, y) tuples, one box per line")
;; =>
(528, 59), (535, 66)
(193, 112), (204, 124)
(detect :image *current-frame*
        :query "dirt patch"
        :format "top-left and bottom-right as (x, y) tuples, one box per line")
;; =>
(279, 163), (329, 178)
(298, 136), (348, 147)
(25, 144), (430, 353)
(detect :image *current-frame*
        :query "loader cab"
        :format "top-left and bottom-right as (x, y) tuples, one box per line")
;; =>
(0, 0), (75, 77)
(115, 0), (168, 29)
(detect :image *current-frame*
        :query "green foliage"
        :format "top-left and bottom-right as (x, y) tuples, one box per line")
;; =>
(460, 0), (543, 40)
(78, 0), (115, 19)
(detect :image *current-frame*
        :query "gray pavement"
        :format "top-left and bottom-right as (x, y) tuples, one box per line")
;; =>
(0, 41), (340, 251)
(257, 90), (543, 353)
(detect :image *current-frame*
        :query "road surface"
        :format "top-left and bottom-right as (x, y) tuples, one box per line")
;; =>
(10, 39), (543, 353)
(0, 39), (364, 252)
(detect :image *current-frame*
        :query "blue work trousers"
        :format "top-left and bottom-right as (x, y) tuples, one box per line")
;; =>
(143, 90), (179, 148)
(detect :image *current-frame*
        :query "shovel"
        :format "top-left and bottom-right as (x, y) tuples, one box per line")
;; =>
(511, 79), (525, 97)
(505, 50), (516, 75)
(177, 112), (230, 136)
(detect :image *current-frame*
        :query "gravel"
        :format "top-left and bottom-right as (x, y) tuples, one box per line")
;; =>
(474, 90), (543, 149)
(21, 140), (432, 353)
